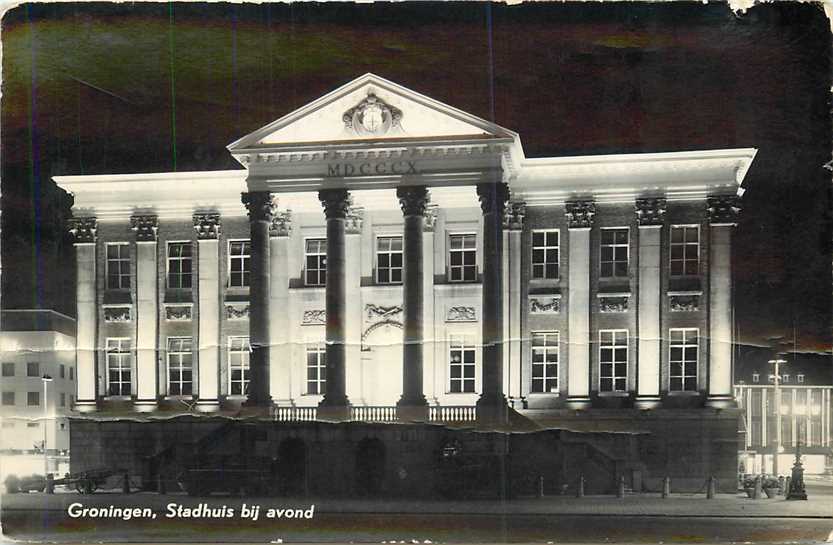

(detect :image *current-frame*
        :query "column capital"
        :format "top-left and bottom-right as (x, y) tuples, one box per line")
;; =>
(318, 188), (351, 219)
(423, 205), (439, 232)
(476, 182), (510, 215)
(68, 217), (97, 244)
(242, 191), (276, 222)
(130, 214), (158, 242)
(565, 200), (596, 229)
(503, 201), (526, 230)
(346, 206), (364, 234)
(635, 198), (667, 227)
(397, 186), (430, 216)
(193, 213), (221, 240)
(707, 195), (741, 226)
(270, 210), (293, 237)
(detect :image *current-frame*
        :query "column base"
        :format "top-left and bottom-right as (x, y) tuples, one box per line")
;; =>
(476, 394), (509, 426)
(396, 398), (429, 422)
(73, 400), (98, 413)
(566, 396), (592, 410)
(705, 395), (736, 409)
(634, 396), (662, 409)
(134, 400), (158, 413)
(195, 400), (220, 413)
(316, 403), (352, 422)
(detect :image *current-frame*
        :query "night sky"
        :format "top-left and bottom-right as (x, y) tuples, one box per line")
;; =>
(1, 2), (831, 356)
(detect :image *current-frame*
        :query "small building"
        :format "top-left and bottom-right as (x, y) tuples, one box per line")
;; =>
(735, 348), (833, 475)
(0, 310), (76, 479)
(55, 74), (757, 494)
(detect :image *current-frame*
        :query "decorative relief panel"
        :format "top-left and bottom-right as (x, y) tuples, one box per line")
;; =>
(103, 306), (131, 323)
(669, 293), (701, 312)
(346, 206), (364, 234)
(529, 296), (561, 314)
(365, 304), (403, 323)
(446, 306), (477, 322)
(225, 304), (250, 321)
(707, 195), (741, 225)
(423, 205), (439, 232)
(565, 201), (596, 229)
(598, 294), (630, 313)
(165, 305), (192, 321)
(301, 310), (326, 326)
(68, 217), (97, 243)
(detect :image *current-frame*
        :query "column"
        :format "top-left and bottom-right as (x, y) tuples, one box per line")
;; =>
(635, 198), (666, 409)
(317, 188), (351, 420)
(475, 182), (510, 425)
(269, 210), (292, 405)
(194, 213), (221, 412)
(68, 218), (98, 412)
(396, 186), (430, 421)
(504, 203), (525, 404)
(130, 215), (159, 412)
(706, 195), (740, 408)
(242, 192), (274, 408)
(566, 201), (595, 409)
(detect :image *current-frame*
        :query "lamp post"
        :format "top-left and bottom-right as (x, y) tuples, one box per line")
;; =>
(41, 374), (52, 476)
(768, 358), (787, 476)
(787, 417), (808, 500)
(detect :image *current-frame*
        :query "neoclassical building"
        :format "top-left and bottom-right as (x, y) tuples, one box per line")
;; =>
(56, 74), (756, 432)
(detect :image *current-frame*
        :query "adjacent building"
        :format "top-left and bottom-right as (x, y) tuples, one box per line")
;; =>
(55, 74), (757, 493)
(0, 310), (76, 478)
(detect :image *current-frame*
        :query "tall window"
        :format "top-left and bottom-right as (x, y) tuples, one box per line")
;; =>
(670, 226), (699, 276)
(306, 344), (327, 395)
(376, 236), (403, 284)
(60, 393), (66, 407)
(106, 243), (131, 289)
(228, 337), (250, 396)
(531, 230), (559, 279)
(106, 338), (132, 396)
(449, 234), (476, 282)
(1, 363), (13, 377)
(228, 241), (251, 287)
(600, 228), (629, 278)
(167, 337), (193, 396)
(26, 362), (39, 377)
(531, 332), (559, 393)
(305, 239), (327, 286)
(449, 336), (476, 393)
(69, 367), (74, 380)
(27, 391), (40, 406)
(599, 330), (628, 393)
(2, 392), (14, 405)
(669, 328), (698, 392)
(168, 242), (193, 289)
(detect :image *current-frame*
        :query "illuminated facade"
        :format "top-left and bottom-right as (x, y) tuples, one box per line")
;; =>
(55, 74), (758, 492)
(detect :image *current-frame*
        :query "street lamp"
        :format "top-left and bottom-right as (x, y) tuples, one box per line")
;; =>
(41, 374), (52, 477)
(768, 357), (787, 476)
(787, 418), (808, 500)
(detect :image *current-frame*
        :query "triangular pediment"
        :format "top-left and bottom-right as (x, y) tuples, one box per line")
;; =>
(228, 73), (516, 151)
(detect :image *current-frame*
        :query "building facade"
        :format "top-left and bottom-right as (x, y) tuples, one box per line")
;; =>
(55, 75), (757, 492)
(0, 310), (76, 477)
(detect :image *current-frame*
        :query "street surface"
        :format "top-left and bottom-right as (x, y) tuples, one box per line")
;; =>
(2, 480), (832, 543)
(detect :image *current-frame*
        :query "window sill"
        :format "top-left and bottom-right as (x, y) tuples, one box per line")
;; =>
(102, 395), (132, 402)
(667, 390), (700, 396)
(224, 395), (248, 401)
(597, 391), (630, 397)
(164, 395), (194, 401)
(527, 391), (561, 396)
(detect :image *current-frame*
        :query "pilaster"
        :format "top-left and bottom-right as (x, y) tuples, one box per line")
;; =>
(565, 200), (594, 409)
(68, 217), (98, 412)
(269, 210), (293, 406)
(130, 214), (159, 412)
(503, 202), (525, 404)
(635, 198), (665, 408)
(345, 206), (363, 410)
(706, 195), (740, 408)
(193, 213), (221, 412)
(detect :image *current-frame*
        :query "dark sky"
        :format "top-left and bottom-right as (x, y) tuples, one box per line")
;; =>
(1, 2), (831, 354)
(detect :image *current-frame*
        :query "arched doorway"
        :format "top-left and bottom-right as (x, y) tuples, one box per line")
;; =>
(360, 321), (403, 406)
(278, 437), (307, 496)
(355, 437), (386, 496)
